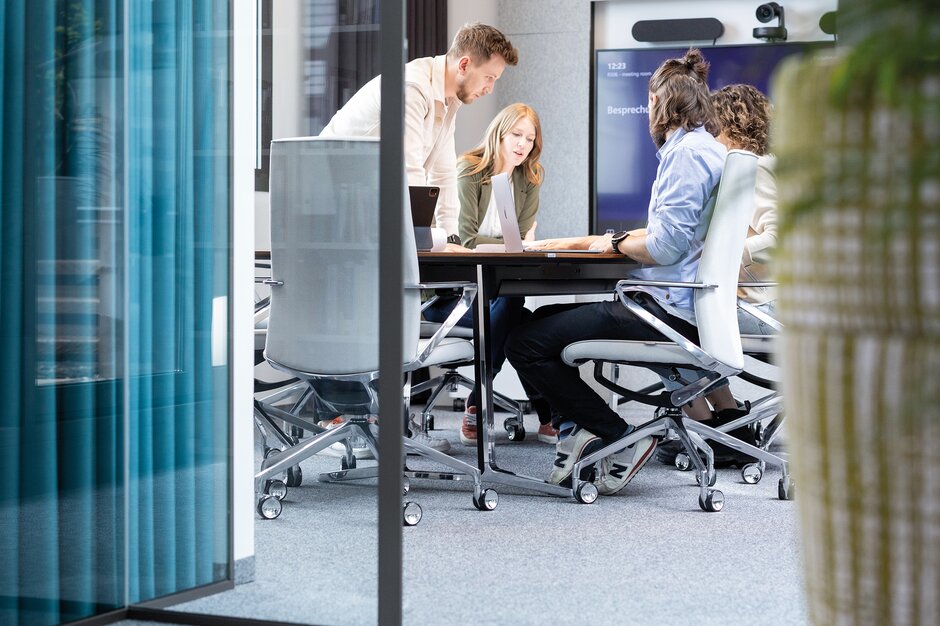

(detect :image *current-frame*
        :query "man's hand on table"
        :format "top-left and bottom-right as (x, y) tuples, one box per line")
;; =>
(525, 235), (602, 251)
(442, 242), (471, 253)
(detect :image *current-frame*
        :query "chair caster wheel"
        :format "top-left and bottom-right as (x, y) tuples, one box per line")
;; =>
(778, 477), (795, 500)
(264, 479), (287, 501)
(575, 482), (598, 504)
(402, 477), (411, 496)
(452, 398), (466, 412)
(341, 456), (356, 470)
(426, 415), (435, 431)
(473, 488), (499, 511)
(257, 494), (282, 519)
(286, 465), (303, 487)
(402, 501), (422, 526)
(741, 463), (762, 484)
(506, 424), (525, 441)
(695, 468), (717, 487)
(699, 489), (724, 512)
(674, 452), (692, 471)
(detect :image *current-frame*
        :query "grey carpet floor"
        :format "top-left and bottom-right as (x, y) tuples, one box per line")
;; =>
(154, 401), (806, 626)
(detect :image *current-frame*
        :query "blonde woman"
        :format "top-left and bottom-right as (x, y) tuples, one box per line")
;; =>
(424, 103), (557, 446)
(457, 103), (543, 248)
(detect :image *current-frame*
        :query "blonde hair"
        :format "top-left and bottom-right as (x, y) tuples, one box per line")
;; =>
(460, 103), (544, 186)
(710, 84), (771, 155)
(447, 22), (519, 66)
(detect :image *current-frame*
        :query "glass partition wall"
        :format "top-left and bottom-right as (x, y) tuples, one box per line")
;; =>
(0, 0), (409, 623)
(0, 0), (231, 624)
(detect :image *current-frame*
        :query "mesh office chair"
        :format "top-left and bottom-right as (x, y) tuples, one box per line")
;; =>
(255, 136), (497, 521)
(560, 150), (794, 510)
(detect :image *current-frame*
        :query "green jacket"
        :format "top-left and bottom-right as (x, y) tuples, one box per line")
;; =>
(457, 162), (540, 249)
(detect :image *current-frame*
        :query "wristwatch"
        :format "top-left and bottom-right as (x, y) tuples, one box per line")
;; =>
(446, 234), (461, 245)
(610, 230), (630, 253)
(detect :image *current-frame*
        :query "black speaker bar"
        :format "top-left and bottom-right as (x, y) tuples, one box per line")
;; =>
(632, 18), (724, 43)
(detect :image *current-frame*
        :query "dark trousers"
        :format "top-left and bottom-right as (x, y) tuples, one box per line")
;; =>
(423, 295), (529, 412)
(504, 292), (699, 442)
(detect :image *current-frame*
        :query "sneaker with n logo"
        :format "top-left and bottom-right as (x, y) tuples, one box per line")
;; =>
(596, 436), (658, 495)
(548, 427), (603, 487)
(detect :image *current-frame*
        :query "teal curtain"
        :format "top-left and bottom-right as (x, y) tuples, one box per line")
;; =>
(0, 0), (231, 623)
(125, 0), (231, 602)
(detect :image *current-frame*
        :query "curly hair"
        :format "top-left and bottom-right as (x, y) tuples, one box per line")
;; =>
(710, 84), (771, 155)
(460, 103), (544, 186)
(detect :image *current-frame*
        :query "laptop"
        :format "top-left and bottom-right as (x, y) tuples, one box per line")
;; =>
(482, 173), (603, 254)
(409, 185), (439, 250)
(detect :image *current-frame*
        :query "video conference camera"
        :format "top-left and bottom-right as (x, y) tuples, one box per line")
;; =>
(753, 2), (787, 41)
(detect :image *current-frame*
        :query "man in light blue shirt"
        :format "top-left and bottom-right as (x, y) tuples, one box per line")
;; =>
(505, 49), (725, 495)
(628, 124), (725, 323)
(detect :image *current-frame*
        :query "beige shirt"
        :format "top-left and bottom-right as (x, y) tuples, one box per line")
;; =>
(737, 155), (778, 304)
(320, 55), (461, 236)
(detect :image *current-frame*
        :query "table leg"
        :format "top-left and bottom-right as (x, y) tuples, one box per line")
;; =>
(474, 265), (569, 497)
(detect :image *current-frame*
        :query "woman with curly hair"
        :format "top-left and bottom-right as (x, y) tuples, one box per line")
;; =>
(710, 84), (777, 335)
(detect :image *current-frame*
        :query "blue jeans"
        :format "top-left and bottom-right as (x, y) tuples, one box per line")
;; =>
(423, 295), (528, 410)
(505, 293), (700, 442)
(737, 300), (777, 335)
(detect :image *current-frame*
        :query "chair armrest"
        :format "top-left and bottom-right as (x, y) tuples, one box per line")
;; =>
(411, 283), (478, 366)
(737, 281), (777, 288)
(614, 284), (721, 373)
(409, 281), (477, 290)
(616, 279), (716, 290)
(612, 283), (744, 405)
(736, 299), (784, 332)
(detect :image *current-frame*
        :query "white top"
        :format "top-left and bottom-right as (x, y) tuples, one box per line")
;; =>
(477, 178), (511, 239)
(737, 155), (778, 304)
(320, 55), (461, 236)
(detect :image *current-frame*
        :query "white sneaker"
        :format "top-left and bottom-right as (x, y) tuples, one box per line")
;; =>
(549, 427), (603, 487)
(595, 436), (657, 495)
(320, 438), (375, 460)
(408, 421), (451, 453)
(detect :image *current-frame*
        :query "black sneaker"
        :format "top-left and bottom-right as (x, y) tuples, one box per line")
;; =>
(548, 427), (604, 487)
(656, 421), (759, 468)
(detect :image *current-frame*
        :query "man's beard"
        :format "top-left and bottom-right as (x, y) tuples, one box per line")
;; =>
(649, 124), (666, 149)
(455, 83), (474, 104)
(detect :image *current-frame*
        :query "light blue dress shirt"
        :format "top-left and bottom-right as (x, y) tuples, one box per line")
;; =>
(628, 125), (726, 323)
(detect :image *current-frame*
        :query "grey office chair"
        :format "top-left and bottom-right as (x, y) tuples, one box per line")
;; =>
(560, 149), (794, 510)
(255, 136), (497, 522)
(412, 310), (527, 440)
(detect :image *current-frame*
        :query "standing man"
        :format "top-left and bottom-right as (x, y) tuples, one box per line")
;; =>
(320, 22), (518, 240)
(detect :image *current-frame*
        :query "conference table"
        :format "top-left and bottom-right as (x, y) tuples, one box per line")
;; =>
(418, 250), (634, 497)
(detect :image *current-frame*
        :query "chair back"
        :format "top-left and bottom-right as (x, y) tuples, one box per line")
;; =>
(265, 137), (421, 376)
(694, 149), (759, 371)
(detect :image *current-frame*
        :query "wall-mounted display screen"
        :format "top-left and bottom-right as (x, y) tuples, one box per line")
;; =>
(593, 43), (831, 233)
